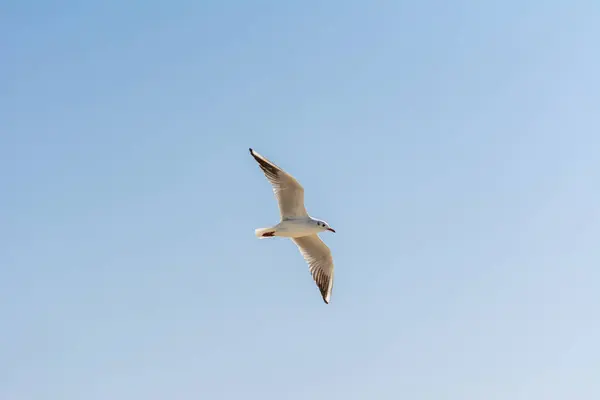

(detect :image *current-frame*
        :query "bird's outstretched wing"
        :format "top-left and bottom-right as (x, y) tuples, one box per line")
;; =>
(292, 234), (334, 304)
(249, 148), (308, 218)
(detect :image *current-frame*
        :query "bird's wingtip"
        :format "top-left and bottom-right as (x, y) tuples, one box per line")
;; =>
(249, 148), (253, 154)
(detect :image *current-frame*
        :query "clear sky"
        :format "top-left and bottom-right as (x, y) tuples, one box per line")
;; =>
(2, 1), (599, 399)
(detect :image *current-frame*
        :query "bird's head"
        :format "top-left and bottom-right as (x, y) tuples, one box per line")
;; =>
(315, 219), (336, 233)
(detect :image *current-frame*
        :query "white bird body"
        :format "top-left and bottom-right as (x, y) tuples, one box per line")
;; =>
(249, 148), (336, 304)
(255, 217), (330, 238)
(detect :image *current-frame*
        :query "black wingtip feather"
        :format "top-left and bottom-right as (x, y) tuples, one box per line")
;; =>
(250, 151), (280, 179)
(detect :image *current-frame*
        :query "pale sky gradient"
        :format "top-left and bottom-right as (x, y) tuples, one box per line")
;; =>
(2, 1), (599, 399)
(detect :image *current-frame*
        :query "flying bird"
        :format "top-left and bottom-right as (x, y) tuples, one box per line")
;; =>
(249, 148), (336, 304)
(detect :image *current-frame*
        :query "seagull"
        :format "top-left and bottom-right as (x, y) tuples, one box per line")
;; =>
(249, 148), (336, 304)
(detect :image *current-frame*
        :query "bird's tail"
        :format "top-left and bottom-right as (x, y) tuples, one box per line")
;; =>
(255, 227), (276, 238)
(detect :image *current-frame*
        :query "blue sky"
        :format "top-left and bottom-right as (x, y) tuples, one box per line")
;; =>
(1, 1), (599, 399)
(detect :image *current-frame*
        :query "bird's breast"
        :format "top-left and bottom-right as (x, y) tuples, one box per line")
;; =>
(275, 219), (320, 238)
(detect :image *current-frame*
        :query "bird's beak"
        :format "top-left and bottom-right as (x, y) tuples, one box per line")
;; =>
(327, 227), (336, 233)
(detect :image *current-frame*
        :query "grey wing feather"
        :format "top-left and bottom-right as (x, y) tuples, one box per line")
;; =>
(292, 234), (334, 304)
(249, 148), (308, 218)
